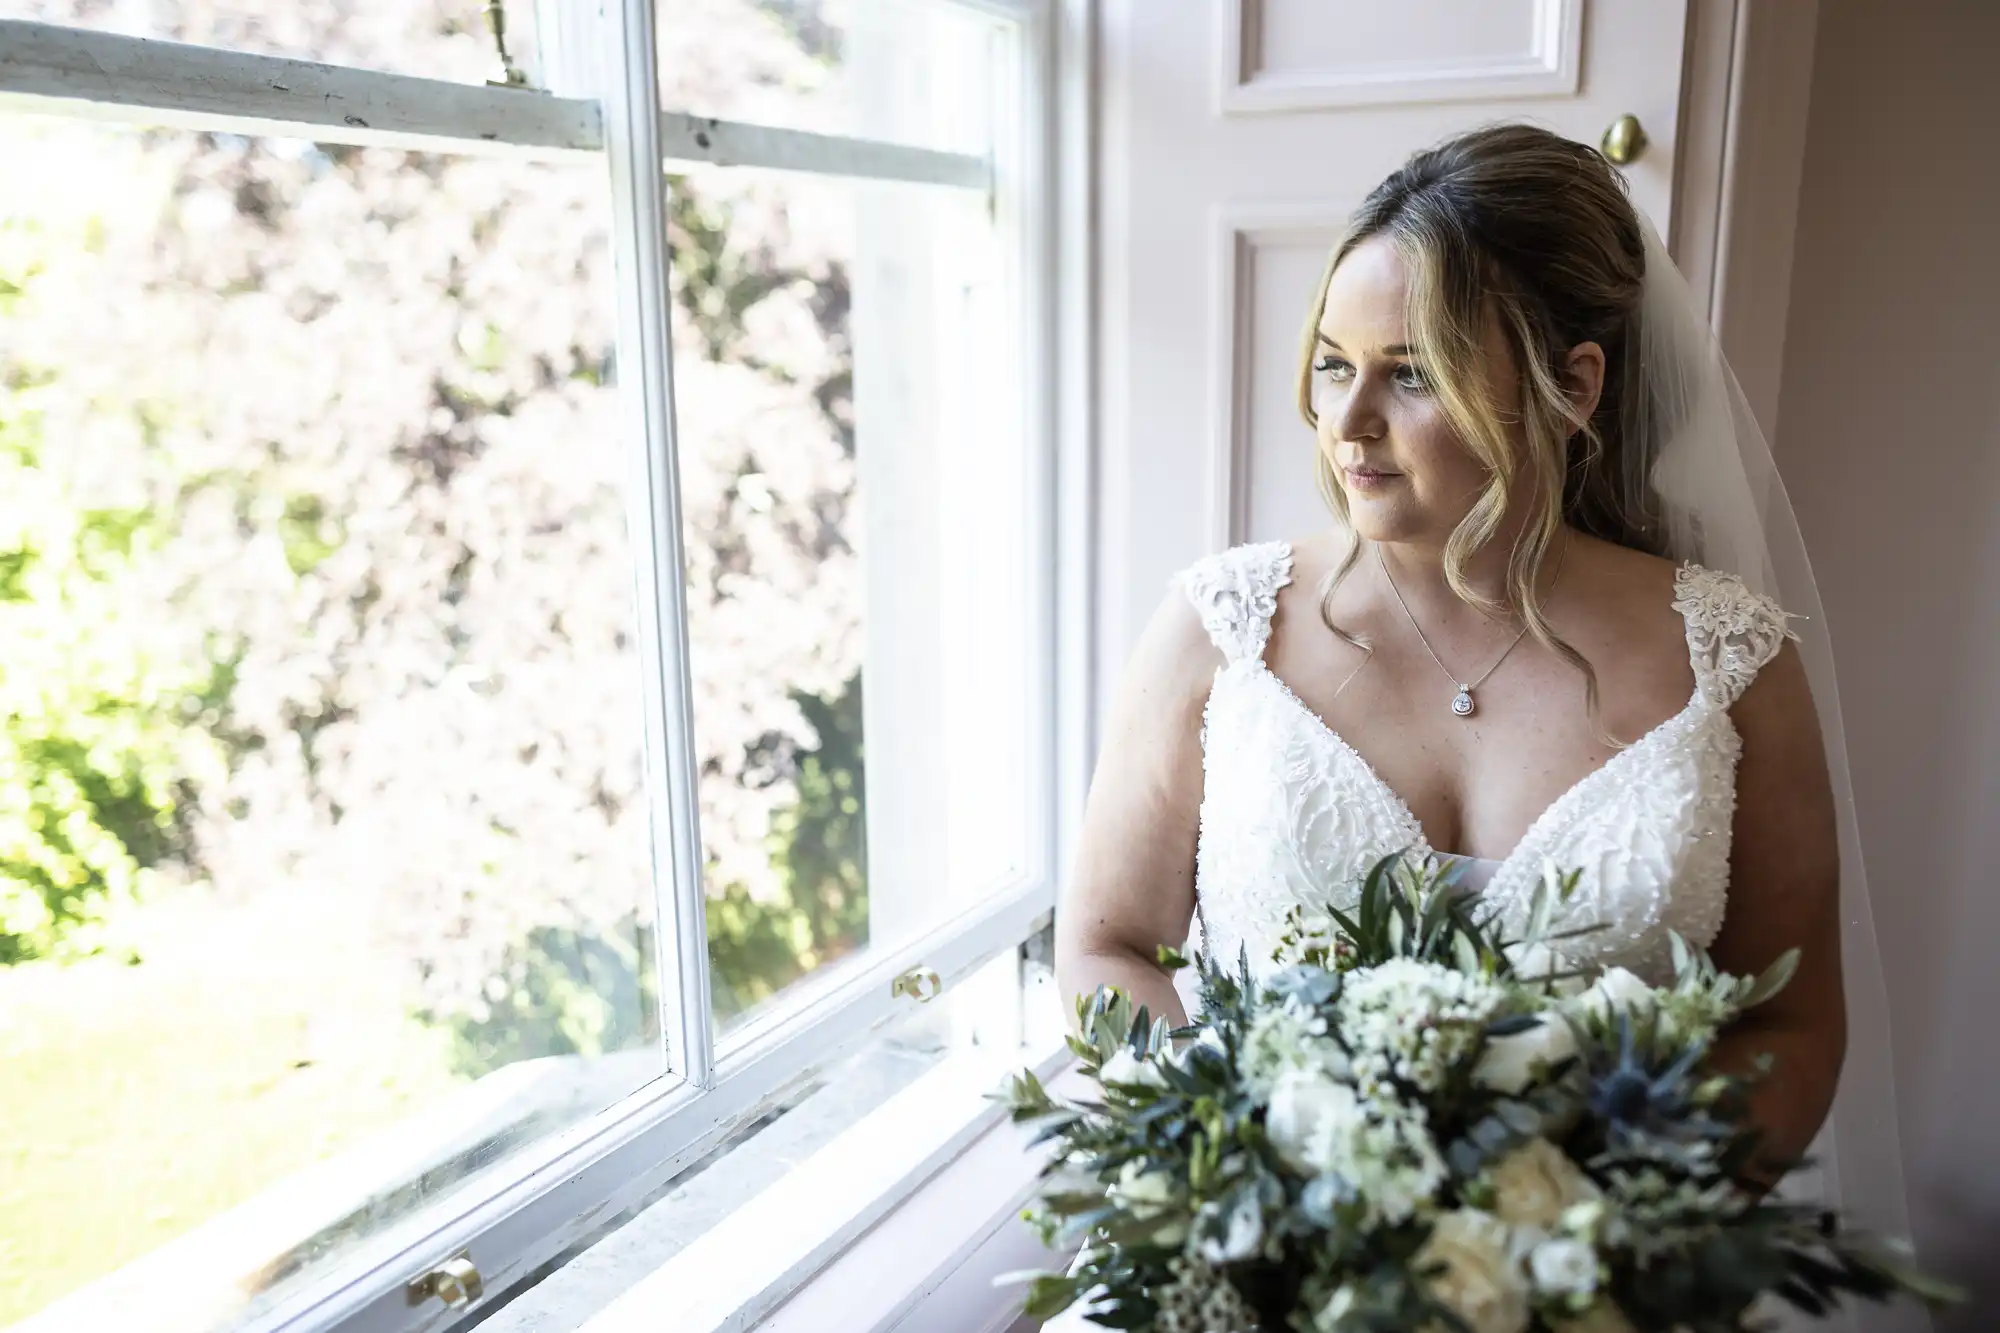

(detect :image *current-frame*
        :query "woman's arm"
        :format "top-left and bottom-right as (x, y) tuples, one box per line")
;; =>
(1054, 590), (1223, 1030)
(1710, 639), (1848, 1183)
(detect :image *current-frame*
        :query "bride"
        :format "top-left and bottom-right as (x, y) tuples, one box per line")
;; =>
(1056, 122), (1913, 1285)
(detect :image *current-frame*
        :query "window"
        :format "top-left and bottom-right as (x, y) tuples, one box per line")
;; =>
(0, 2), (1070, 1329)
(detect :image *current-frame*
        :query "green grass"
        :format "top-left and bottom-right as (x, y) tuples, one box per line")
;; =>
(0, 888), (464, 1325)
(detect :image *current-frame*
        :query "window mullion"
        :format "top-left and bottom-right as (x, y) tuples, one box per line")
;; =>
(599, 0), (717, 1090)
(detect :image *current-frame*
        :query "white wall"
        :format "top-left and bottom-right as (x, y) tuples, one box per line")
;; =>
(1774, 3), (2000, 1322)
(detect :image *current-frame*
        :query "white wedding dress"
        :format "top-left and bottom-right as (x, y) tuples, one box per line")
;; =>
(1038, 540), (1864, 1333)
(1182, 539), (1796, 988)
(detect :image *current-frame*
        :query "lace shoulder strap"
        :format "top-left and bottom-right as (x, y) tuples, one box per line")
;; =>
(1672, 565), (1799, 709)
(1177, 541), (1294, 664)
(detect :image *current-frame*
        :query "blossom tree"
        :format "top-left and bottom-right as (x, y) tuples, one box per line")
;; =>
(0, 0), (870, 1057)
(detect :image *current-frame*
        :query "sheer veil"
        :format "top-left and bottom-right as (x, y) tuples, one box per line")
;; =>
(1636, 219), (1923, 1328)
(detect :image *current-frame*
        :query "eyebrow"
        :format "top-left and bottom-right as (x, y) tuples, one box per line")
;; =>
(1315, 331), (1415, 356)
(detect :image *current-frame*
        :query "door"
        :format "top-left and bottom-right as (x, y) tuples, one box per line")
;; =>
(1095, 0), (1689, 685)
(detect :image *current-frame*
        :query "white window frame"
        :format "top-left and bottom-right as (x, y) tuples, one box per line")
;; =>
(0, 2), (1080, 1329)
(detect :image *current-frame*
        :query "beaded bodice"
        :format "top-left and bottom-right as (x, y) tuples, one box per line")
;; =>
(1184, 542), (1795, 985)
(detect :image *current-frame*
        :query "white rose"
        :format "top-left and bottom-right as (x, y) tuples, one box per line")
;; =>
(1472, 1014), (1579, 1095)
(1569, 967), (1657, 1026)
(1486, 1139), (1601, 1230)
(1528, 1237), (1600, 1297)
(1415, 1209), (1530, 1333)
(1265, 1069), (1362, 1175)
(1099, 1048), (1167, 1089)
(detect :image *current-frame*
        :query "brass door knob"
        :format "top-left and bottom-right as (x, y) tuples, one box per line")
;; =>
(1601, 114), (1648, 166)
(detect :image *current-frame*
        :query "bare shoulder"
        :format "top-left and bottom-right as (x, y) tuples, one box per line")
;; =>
(1552, 536), (1693, 731)
(1731, 633), (1822, 753)
(1563, 534), (1682, 627)
(1274, 528), (1365, 624)
(1115, 573), (1227, 718)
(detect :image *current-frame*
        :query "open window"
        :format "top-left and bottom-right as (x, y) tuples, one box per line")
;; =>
(0, 2), (1068, 1328)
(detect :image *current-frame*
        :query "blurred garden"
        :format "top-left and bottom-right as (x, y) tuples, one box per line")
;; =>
(0, 0), (874, 1319)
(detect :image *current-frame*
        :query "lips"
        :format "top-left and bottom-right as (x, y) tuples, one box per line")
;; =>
(1342, 465), (1401, 491)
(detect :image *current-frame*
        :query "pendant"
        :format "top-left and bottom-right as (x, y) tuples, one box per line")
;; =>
(1451, 686), (1476, 718)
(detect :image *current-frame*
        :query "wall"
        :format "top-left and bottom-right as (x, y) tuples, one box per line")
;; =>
(1774, 3), (2000, 1323)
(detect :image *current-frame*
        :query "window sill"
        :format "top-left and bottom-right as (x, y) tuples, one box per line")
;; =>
(478, 1046), (1074, 1333)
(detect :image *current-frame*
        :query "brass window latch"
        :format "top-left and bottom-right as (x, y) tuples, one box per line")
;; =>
(406, 1251), (484, 1309)
(891, 965), (942, 1002)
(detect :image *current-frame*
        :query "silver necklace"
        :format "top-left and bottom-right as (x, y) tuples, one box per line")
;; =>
(1378, 540), (1568, 719)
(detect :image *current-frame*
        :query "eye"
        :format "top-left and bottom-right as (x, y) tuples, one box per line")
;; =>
(1393, 362), (1431, 392)
(1312, 354), (1354, 384)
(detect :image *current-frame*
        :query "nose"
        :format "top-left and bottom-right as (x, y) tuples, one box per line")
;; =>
(1321, 374), (1385, 447)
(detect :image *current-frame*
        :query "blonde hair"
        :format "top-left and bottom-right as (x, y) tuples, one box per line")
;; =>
(1297, 123), (1664, 713)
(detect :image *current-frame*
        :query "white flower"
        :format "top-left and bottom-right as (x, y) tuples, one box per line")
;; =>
(1242, 999), (1347, 1099)
(1415, 1209), (1530, 1333)
(1266, 1070), (1364, 1175)
(1109, 1159), (1175, 1208)
(1472, 1013), (1579, 1094)
(1568, 967), (1657, 1027)
(1344, 1108), (1449, 1225)
(1098, 1047), (1167, 1089)
(1108, 1160), (1186, 1247)
(1528, 1237), (1600, 1297)
(1339, 958), (1507, 1094)
(1266, 1070), (1446, 1226)
(1486, 1139), (1602, 1231)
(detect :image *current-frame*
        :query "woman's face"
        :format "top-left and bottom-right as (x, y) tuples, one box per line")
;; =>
(1311, 236), (1519, 546)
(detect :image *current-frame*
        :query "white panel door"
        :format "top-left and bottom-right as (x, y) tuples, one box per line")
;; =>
(1096, 0), (1688, 693)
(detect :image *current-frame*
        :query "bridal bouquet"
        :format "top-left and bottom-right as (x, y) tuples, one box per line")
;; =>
(1003, 856), (1949, 1332)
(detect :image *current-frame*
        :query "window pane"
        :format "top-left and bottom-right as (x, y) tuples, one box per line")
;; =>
(0, 115), (661, 1329)
(658, 0), (1000, 155)
(667, 166), (1036, 1035)
(5, 0), (514, 84)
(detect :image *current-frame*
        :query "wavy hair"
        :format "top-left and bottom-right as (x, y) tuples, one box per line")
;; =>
(1297, 123), (1665, 711)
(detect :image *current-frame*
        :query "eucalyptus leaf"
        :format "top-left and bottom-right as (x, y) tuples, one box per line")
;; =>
(1742, 948), (1802, 1009)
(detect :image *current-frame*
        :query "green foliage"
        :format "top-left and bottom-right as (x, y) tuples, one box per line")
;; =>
(0, 235), (219, 962)
(438, 921), (661, 1078)
(442, 671), (869, 1071)
(708, 672), (869, 1023)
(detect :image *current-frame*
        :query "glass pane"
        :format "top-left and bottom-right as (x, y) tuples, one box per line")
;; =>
(0, 115), (661, 1329)
(667, 166), (1035, 1035)
(5, 0), (517, 85)
(658, 0), (1000, 155)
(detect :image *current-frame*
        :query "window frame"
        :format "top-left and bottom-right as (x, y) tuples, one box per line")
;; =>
(0, 1), (1077, 1329)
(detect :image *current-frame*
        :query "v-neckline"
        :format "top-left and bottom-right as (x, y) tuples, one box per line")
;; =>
(1242, 659), (1707, 882)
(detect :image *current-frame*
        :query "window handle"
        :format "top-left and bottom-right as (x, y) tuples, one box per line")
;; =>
(406, 1252), (484, 1309)
(891, 966), (942, 1003)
